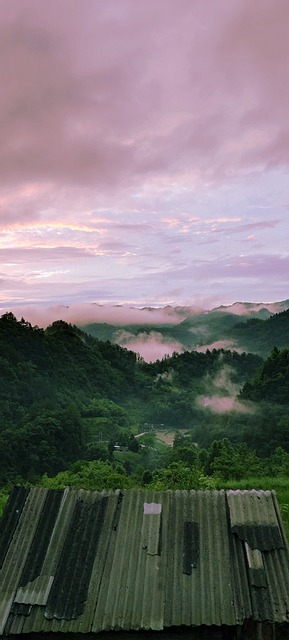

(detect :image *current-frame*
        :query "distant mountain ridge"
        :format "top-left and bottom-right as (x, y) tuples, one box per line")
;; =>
(140, 299), (289, 319)
(212, 299), (289, 317)
(80, 299), (289, 360)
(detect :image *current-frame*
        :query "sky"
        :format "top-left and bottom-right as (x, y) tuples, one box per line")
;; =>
(1, 0), (289, 321)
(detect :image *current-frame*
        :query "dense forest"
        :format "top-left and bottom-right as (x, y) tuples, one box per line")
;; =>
(229, 308), (289, 356)
(1, 311), (289, 502)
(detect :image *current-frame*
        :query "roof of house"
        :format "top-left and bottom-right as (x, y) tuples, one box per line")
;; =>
(0, 487), (289, 635)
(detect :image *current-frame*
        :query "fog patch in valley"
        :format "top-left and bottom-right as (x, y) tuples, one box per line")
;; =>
(197, 395), (252, 414)
(196, 365), (253, 415)
(116, 330), (185, 362)
(196, 340), (242, 353)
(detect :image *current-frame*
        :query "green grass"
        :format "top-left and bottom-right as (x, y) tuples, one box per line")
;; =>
(137, 432), (170, 451)
(152, 437), (169, 452)
(0, 487), (11, 516)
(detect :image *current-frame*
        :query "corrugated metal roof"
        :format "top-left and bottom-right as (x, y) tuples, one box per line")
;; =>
(227, 489), (284, 550)
(0, 487), (289, 635)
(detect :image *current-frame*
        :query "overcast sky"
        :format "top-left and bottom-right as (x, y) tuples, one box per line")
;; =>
(1, 0), (289, 316)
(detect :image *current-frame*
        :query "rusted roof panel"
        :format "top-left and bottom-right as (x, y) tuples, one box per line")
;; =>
(1, 487), (289, 636)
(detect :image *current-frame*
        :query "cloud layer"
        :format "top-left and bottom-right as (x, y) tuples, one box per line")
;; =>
(1, 0), (289, 310)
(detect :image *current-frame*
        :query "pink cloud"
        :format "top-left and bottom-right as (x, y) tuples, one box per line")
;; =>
(196, 365), (254, 414)
(162, 254), (289, 284)
(0, 246), (93, 262)
(211, 220), (280, 235)
(0, 302), (201, 328)
(197, 395), (252, 414)
(116, 331), (184, 362)
(0, 1), (288, 308)
(1, 0), (289, 197)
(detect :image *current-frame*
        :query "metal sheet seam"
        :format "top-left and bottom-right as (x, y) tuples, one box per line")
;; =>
(271, 490), (289, 549)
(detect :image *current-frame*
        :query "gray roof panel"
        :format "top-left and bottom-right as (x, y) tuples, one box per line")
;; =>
(1, 487), (289, 635)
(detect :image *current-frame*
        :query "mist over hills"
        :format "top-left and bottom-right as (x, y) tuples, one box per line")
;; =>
(80, 299), (289, 361)
(3, 298), (289, 362)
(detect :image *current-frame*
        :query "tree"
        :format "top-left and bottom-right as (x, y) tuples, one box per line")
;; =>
(41, 460), (132, 490)
(205, 439), (263, 481)
(270, 447), (289, 476)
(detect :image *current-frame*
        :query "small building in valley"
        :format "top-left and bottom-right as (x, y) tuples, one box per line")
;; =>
(0, 487), (289, 639)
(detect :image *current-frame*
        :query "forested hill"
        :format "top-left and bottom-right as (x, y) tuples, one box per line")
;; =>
(0, 313), (138, 482)
(240, 347), (289, 404)
(1, 312), (289, 488)
(229, 309), (289, 356)
(0, 312), (137, 414)
(0, 312), (263, 484)
(0, 312), (263, 424)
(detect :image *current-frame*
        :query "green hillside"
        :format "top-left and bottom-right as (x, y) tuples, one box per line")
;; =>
(2, 312), (289, 506)
(229, 309), (289, 356)
(0, 312), (263, 484)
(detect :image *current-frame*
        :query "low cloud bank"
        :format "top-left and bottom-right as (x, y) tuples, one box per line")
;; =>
(2, 302), (203, 328)
(2, 299), (288, 330)
(116, 330), (184, 362)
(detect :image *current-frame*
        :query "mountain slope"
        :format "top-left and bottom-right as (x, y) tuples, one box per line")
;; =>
(0, 312), (264, 482)
(229, 309), (289, 356)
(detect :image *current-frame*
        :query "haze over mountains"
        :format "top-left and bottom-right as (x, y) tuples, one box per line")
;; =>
(80, 299), (289, 361)
(5, 298), (288, 362)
